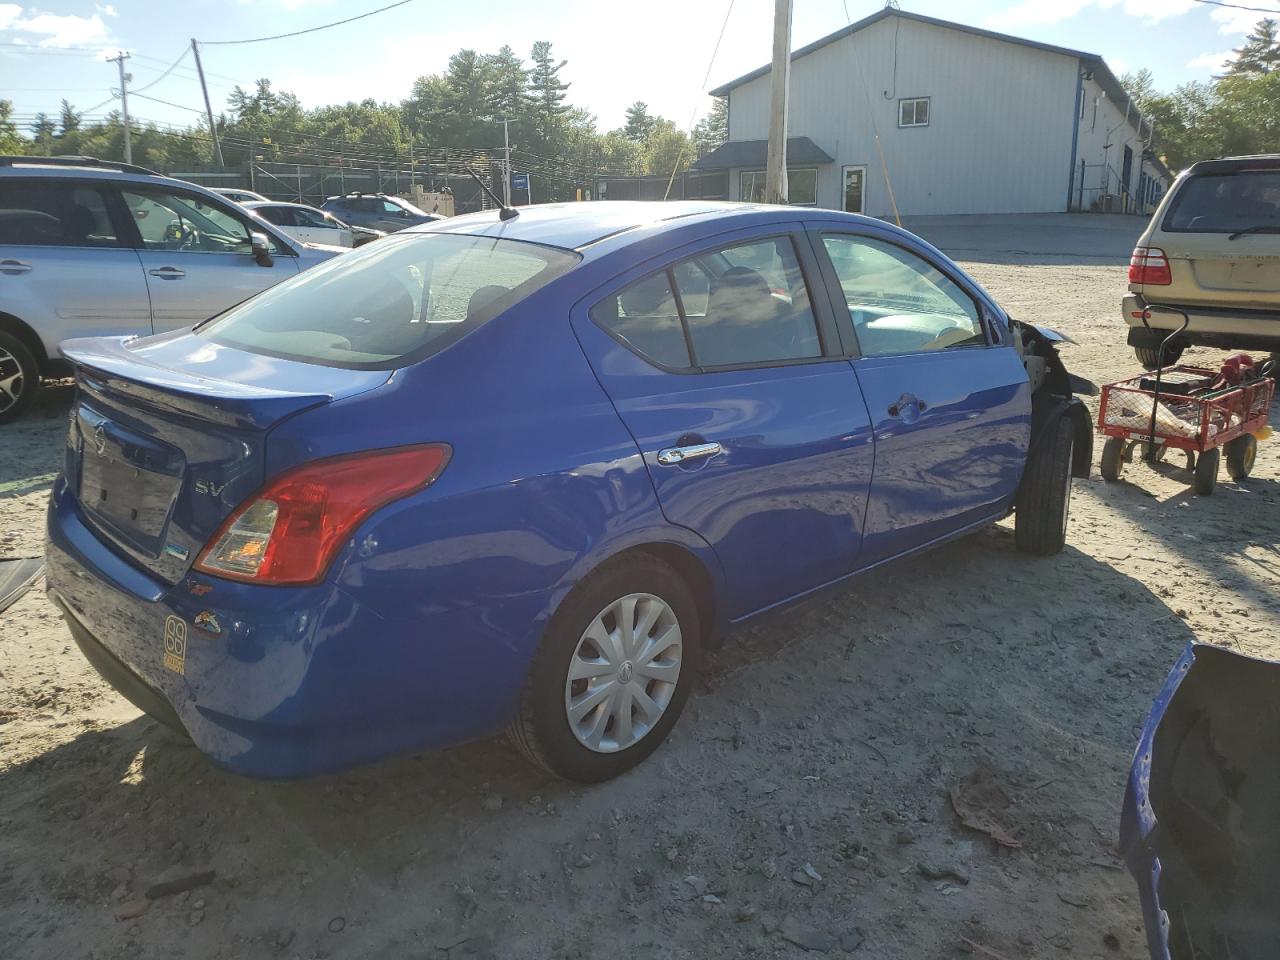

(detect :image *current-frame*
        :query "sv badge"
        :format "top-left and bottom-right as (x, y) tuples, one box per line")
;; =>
(194, 480), (228, 497)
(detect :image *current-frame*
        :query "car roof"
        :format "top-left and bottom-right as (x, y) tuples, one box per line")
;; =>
(1186, 155), (1280, 176)
(242, 200), (319, 210)
(415, 200), (784, 251)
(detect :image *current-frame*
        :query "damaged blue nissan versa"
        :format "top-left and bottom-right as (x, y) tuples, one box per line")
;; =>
(46, 200), (1092, 781)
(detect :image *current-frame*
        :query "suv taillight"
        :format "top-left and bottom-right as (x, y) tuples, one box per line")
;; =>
(1129, 246), (1172, 286)
(195, 444), (451, 586)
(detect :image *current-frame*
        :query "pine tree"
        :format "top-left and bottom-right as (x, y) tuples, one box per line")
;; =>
(623, 101), (655, 142)
(59, 98), (81, 136)
(29, 113), (55, 154)
(1229, 18), (1280, 76)
(527, 41), (570, 148)
(0, 101), (26, 154)
(692, 96), (728, 154)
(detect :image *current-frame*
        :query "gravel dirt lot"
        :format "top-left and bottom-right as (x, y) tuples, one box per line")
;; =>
(2, 214), (1278, 960)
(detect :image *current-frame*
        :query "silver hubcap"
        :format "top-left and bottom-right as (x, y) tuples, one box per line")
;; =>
(0, 346), (23, 414)
(564, 592), (682, 753)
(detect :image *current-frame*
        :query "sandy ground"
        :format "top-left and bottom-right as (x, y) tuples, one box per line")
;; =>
(2, 215), (1279, 960)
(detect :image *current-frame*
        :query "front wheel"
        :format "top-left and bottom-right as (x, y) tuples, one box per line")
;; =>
(1016, 416), (1075, 556)
(509, 553), (700, 782)
(1194, 447), (1219, 495)
(0, 330), (39, 425)
(1100, 436), (1125, 481)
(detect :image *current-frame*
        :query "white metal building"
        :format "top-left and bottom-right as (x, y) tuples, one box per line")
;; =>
(697, 9), (1171, 217)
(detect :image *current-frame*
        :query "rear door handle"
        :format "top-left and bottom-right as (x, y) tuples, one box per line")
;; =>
(148, 267), (186, 280)
(657, 442), (722, 466)
(0, 259), (31, 275)
(887, 394), (926, 417)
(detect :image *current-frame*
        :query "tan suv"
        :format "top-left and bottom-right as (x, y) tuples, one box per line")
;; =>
(1124, 155), (1280, 368)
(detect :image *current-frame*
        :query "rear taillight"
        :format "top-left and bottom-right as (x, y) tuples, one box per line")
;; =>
(1129, 246), (1172, 285)
(195, 444), (451, 586)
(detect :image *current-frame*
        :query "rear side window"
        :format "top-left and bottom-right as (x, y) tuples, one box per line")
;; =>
(592, 236), (823, 370)
(199, 233), (579, 369)
(0, 181), (120, 247)
(256, 206), (293, 226)
(1163, 171), (1280, 233)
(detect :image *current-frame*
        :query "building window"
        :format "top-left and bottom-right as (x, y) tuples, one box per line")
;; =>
(898, 97), (930, 128)
(739, 168), (818, 205)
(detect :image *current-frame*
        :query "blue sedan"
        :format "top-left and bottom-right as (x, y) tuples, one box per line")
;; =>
(45, 201), (1091, 781)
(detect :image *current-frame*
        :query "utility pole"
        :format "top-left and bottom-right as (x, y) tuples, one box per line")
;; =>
(190, 39), (225, 166)
(108, 51), (132, 164)
(764, 0), (793, 204)
(500, 118), (512, 207)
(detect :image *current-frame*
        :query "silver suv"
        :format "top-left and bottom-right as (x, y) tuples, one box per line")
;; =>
(0, 156), (346, 423)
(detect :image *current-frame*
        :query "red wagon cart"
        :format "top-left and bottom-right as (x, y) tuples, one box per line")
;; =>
(1098, 360), (1274, 495)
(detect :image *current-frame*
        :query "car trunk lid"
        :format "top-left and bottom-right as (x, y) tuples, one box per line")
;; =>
(1160, 232), (1280, 308)
(61, 333), (390, 585)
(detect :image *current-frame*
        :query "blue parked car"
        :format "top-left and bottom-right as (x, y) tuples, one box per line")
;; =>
(45, 201), (1091, 781)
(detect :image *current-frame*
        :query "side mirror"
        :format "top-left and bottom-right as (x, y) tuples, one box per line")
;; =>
(250, 232), (274, 267)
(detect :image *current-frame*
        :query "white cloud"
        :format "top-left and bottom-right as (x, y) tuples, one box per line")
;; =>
(1210, 6), (1263, 35)
(1108, 54), (1131, 74)
(95, 3), (118, 16)
(987, 0), (1195, 29)
(1187, 49), (1237, 71)
(0, 3), (20, 30)
(4, 10), (111, 48)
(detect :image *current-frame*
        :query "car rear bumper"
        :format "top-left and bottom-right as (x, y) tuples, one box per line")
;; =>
(45, 477), (517, 778)
(1123, 294), (1280, 351)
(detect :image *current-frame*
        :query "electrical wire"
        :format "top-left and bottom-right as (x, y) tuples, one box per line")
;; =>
(663, 0), (736, 200)
(200, 0), (421, 46)
(131, 48), (192, 95)
(1190, 0), (1280, 12)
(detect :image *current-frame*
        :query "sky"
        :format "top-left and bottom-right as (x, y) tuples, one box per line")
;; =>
(1, 0), (1276, 142)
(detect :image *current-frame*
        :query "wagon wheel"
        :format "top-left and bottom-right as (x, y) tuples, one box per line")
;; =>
(1101, 437), (1125, 481)
(1225, 434), (1258, 481)
(1193, 447), (1219, 496)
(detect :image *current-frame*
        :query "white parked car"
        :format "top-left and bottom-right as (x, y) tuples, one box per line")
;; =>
(244, 200), (384, 248)
(211, 187), (268, 204)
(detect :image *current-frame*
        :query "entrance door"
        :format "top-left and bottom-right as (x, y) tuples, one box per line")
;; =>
(843, 166), (867, 214)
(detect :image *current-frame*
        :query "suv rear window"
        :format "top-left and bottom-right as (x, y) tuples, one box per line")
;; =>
(1163, 171), (1280, 233)
(198, 233), (579, 369)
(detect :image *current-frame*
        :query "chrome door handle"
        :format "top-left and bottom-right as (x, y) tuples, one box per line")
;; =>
(148, 266), (186, 279)
(0, 259), (31, 275)
(656, 442), (722, 466)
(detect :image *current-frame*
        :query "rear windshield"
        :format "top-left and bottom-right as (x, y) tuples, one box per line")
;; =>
(198, 233), (579, 369)
(1163, 171), (1280, 233)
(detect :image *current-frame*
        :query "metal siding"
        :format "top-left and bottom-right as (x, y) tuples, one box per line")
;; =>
(1071, 74), (1150, 210)
(727, 18), (1081, 215)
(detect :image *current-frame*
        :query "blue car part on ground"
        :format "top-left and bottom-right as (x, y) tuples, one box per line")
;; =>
(1121, 643), (1280, 960)
(44, 201), (1087, 781)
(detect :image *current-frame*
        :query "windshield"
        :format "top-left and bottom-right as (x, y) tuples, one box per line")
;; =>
(394, 197), (430, 217)
(199, 233), (579, 369)
(1163, 171), (1280, 233)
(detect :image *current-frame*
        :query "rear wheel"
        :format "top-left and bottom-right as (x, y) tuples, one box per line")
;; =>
(1100, 437), (1125, 481)
(1225, 434), (1257, 481)
(1136, 343), (1184, 370)
(1194, 447), (1219, 495)
(509, 553), (700, 782)
(1016, 416), (1075, 556)
(0, 331), (39, 425)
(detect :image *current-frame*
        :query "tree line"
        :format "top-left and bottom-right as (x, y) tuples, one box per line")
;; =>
(1122, 18), (1280, 171)
(0, 40), (729, 201)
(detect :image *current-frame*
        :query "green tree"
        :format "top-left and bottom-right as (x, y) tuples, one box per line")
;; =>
(0, 101), (25, 153)
(29, 113), (55, 154)
(622, 101), (655, 142)
(59, 98), (81, 136)
(1229, 18), (1280, 76)
(692, 96), (727, 154)
(527, 41), (570, 149)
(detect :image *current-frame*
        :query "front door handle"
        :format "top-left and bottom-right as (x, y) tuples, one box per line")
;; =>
(148, 266), (186, 280)
(656, 441), (722, 466)
(887, 394), (926, 418)
(0, 259), (31, 275)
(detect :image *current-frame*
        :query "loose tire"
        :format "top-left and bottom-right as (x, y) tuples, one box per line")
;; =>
(1016, 416), (1075, 556)
(0, 330), (39, 425)
(1136, 343), (1184, 370)
(1194, 447), (1219, 495)
(1100, 436), (1125, 481)
(1225, 434), (1257, 481)
(509, 553), (700, 782)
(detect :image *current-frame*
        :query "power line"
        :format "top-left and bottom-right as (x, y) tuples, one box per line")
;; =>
(1191, 0), (1280, 11)
(132, 48), (193, 94)
(200, 0), (421, 46)
(664, 0), (736, 200)
(0, 42), (109, 57)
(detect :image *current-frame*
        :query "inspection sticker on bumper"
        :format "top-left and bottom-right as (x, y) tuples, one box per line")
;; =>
(162, 615), (187, 676)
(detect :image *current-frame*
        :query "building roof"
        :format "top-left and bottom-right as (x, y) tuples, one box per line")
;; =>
(692, 136), (834, 171)
(708, 9), (1150, 140)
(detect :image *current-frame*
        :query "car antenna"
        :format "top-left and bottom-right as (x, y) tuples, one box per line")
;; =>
(464, 166), (518, 221)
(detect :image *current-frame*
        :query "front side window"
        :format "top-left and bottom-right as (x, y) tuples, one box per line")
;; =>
(256, 206), (293, 226)
(121, 187), (256, 254)
(821, 234), (985, 356)
(199, 233), (579, 369)
(593, 235), (823, 370)
(739, 169), (818, 205)
(1162, 171), (1280, 233)
(899, 97), (930, 128)
(0, 181), (120, 247)
(293, 208), (332, 229)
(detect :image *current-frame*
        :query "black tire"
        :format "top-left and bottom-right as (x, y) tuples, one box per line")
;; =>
(1100, 436), (1125, 481)
(1136, 343), (1184, 370)
(509, 553), (700, 782)
(1016, 415), (1075, 556)
(0, 330), (39, 425)
(1194, 447), (1219, 495)
(1225, 434), (1257, 481)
